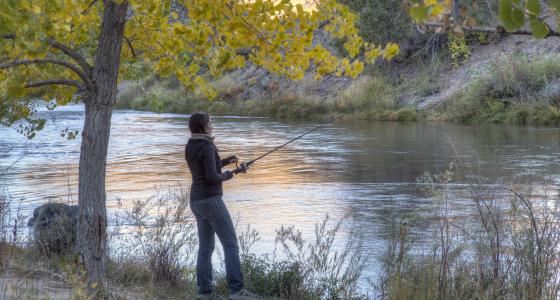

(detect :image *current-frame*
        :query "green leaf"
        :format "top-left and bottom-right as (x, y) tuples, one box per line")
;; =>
(35, 119), (46, 131)
(410, 6), (428, 22)
(511, 7), (524, 28)
(526, 0), (541, 15)
(530, 18), (549, 39)
(499, 0), (518, 32)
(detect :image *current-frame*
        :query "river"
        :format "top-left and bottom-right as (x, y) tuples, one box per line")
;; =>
(1, 104), (559, 284)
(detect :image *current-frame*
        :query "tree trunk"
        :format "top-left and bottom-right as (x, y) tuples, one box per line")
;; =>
(77, 1), (128, 293)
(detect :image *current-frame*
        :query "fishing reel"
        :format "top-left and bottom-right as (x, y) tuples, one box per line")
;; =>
(233, 161), (250, 174)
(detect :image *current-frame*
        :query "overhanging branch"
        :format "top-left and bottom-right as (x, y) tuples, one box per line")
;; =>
(422, 22), (560, 37)
(81, 0), (100, 15)
(0, 59), (94, 90)
(1, 33), (93, 77)
(26, 79), (85, 91)
(123, 36), (137, 58)
(0, 34), (15, 39)
(47, 39), (93, 76)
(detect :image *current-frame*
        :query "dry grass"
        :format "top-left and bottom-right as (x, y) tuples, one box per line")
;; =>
(109, 188), (198, 295)
(377, 154), (560, 299)
(433, 55), (560, 125)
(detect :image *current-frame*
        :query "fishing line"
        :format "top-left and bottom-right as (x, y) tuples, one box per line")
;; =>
(232, 115), (341, 174)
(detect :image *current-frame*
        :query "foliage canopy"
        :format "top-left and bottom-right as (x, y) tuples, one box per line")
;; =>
(0, 0), (399, 132)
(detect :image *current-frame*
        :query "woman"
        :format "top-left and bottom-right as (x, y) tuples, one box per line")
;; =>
(185, 112), (256, 300)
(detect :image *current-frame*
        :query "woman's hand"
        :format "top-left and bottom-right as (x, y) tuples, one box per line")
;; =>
(222, 170), (234, 180)
(222, 155), (238, 166)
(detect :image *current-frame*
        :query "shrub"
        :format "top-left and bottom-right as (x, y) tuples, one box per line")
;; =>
(433, 55), (560, 125)
(387, 108), (417, 122)
(275, 215), (366, 299)
(110, 189), (197, 287)
(448, 34), (471, 69)
(339, 0), (415, 46)
(334, 74), (397, 119)
(0, 185), (8, 243)
(214, 254), (304, 297)
(378, 161), (560, 299)
(213, 216), (365, 299)
(413, 65), (441, 98)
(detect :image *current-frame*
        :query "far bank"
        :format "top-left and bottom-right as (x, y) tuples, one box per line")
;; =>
(116, 34), (560, 127)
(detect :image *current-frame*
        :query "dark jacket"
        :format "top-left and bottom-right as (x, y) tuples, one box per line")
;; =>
(185, 139), (233, 201)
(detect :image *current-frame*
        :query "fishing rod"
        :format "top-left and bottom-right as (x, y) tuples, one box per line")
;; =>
(232, 115), (340, 174)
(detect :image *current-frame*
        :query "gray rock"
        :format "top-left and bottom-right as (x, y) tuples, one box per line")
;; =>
(28, 203), (79, 255)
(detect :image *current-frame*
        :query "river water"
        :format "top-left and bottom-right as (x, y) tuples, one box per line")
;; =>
(1, 105), (560, 283)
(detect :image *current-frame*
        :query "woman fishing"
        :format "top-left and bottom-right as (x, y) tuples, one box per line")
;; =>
(185, 112), (256, 300)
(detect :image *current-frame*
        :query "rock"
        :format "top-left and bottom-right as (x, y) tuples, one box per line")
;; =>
(28, 203), (78, 255)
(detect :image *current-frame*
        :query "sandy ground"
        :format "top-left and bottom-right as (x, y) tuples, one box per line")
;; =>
(0, 268), (146, 300)
(1, 269), (75, 299)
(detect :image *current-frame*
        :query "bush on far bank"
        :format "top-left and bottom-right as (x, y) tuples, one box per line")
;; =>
(432, 55), (560, 126)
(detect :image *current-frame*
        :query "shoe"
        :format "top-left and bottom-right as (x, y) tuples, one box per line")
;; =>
(230, 289), (260, 299)
(196, 294), (214, 300)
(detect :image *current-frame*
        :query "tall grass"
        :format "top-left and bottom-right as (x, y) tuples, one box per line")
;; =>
(5, 170), (560, 299)
(274, 215), (366, 299)
(107, 189), (367, 299)
(109, 188), (198, 294)
(0, 184), (9, 271)
(378, 160), (560, 299)
(1, 184), (368, 299)
(0, 185), (8, 244)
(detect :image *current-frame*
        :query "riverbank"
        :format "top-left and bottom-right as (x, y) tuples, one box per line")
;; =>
(3, 103), (560, 299)
(116, 35), (560, 126)
(115, 70), (418, 122)
(3, 164), (560, 299)
(0, 187), (365, 299)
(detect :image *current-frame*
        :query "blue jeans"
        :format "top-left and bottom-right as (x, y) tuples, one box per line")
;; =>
(190, 195), (244, 294)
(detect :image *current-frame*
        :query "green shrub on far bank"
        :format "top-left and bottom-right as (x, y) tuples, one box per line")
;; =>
(386, 108), (418, 122)
(432, 55), (560, 126)
(116, 71), (409, 122)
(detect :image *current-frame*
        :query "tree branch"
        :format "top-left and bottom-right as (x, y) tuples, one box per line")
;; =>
(1, 33), (93, 76)
(0, 34), (15, 39)
(0, 59), (94, 90)
(81, 0), (99, 15)
(47, 39), (93, 75)
(422, 22), (560, 37)
(123, 36), (137, 58)
(25, 79), (85, 90)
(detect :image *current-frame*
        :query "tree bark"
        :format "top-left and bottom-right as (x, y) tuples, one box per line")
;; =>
(77, 0), (128, 294)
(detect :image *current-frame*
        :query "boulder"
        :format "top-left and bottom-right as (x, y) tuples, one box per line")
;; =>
(27, 203), (78, 255)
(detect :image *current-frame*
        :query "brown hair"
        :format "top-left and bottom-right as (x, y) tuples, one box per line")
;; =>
(188, 112), (210, 134)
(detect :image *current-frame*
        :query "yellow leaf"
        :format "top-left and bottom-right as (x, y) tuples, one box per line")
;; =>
(31, 5), (41, 14)
(430, 5), (443, 17)
(382, 43), (400, 61)
(91, 282), (98, 289)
